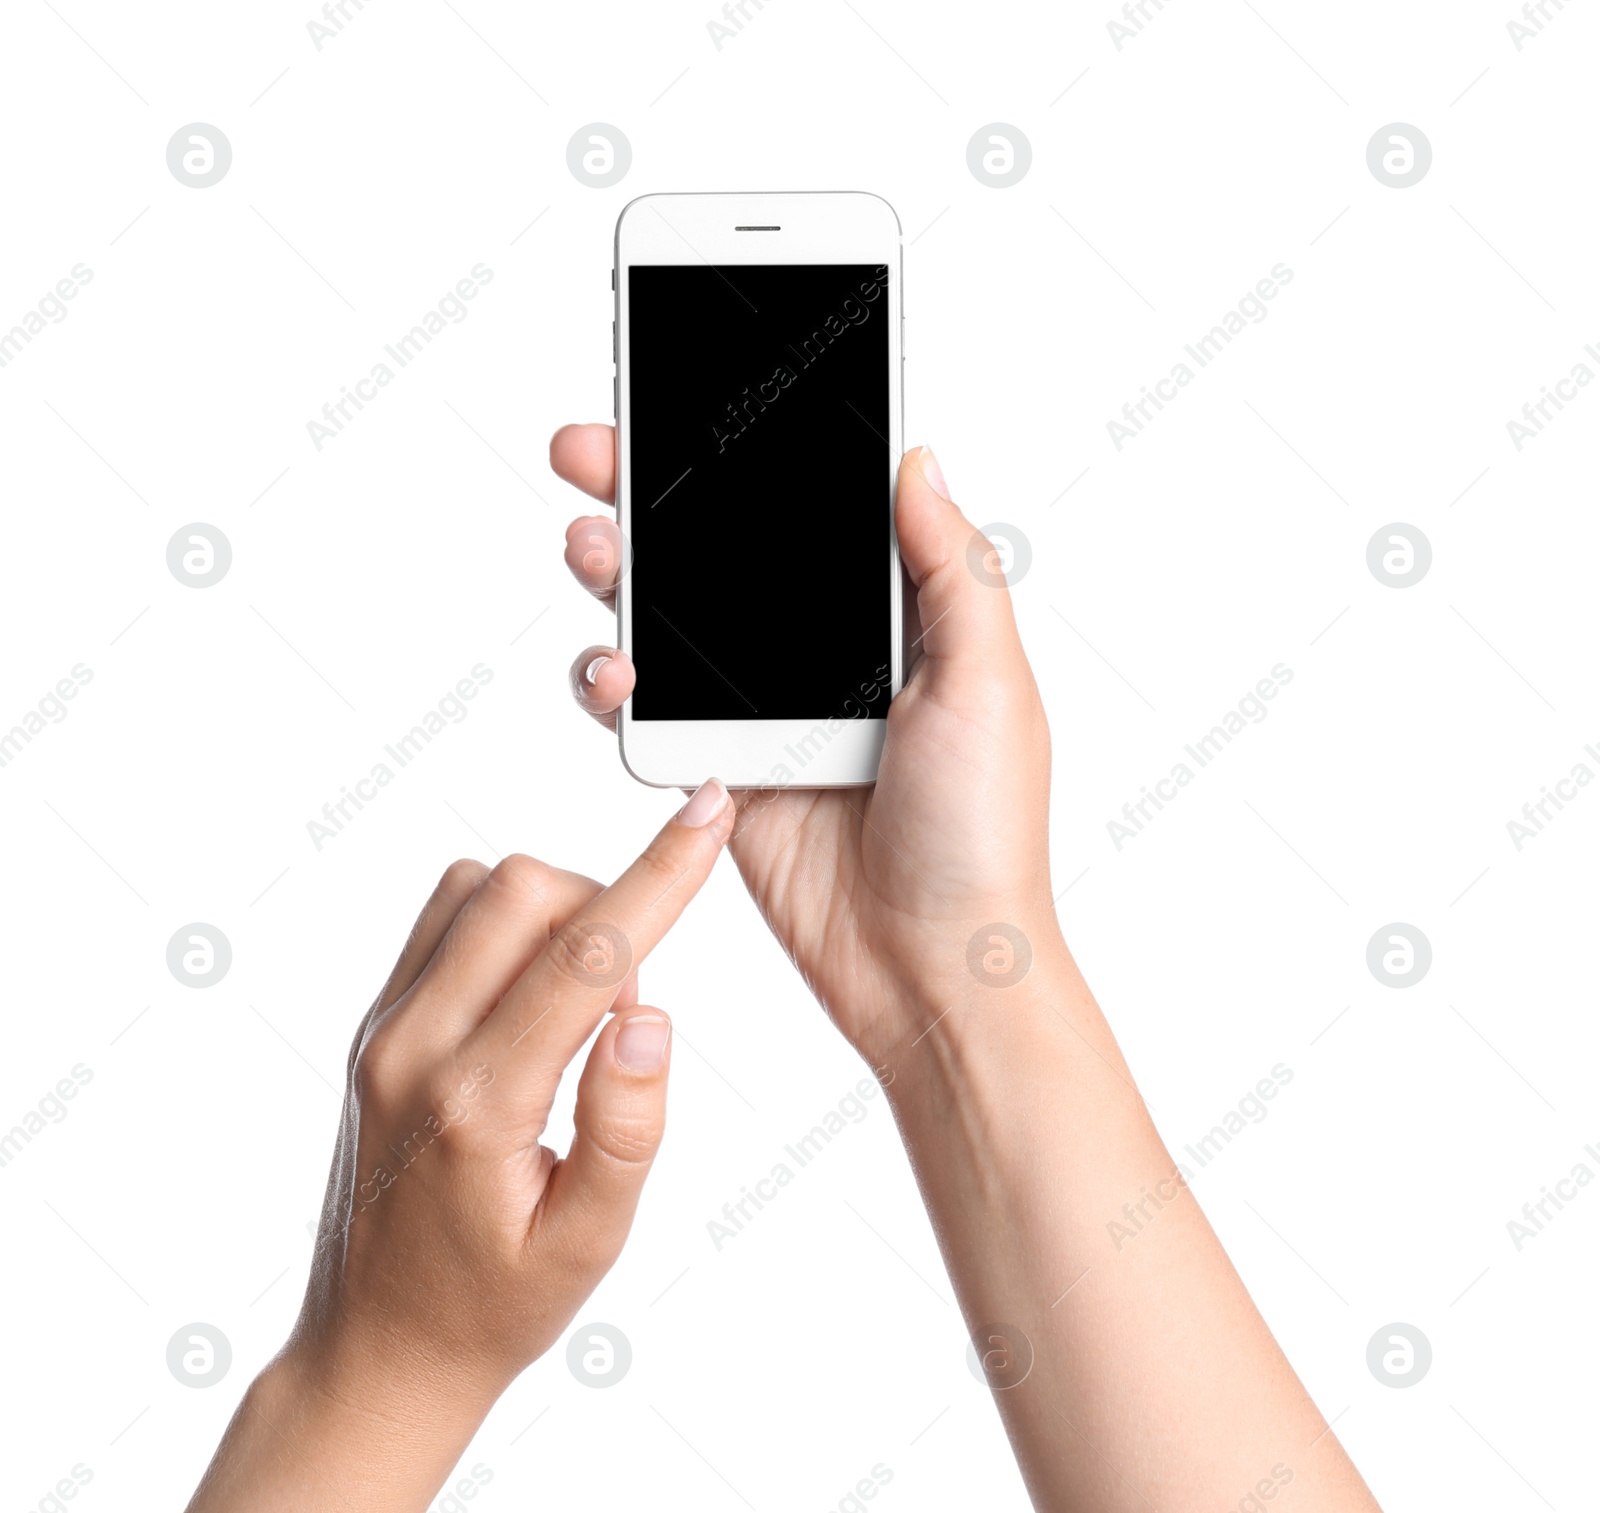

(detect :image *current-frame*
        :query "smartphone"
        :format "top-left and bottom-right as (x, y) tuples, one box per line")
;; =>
(613, 191), (904, 789)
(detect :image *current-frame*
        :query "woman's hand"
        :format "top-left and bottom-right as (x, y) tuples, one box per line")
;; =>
(556, 425), (1063, 1067)
(186, 783), (735, 1513)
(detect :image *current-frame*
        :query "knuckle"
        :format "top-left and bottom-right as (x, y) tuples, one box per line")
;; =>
(584, 1112), (664, 1169)
(486, 852), (550, 907)
(634, 834), (687, 894)
(545, 919), (592, 983)
(550, 914), (601, 985)
(546, 917), (630, 987)
(352, 1024), (408, 1105)
(438, 856), (490, 897)
(344, 1013), (374, 1081)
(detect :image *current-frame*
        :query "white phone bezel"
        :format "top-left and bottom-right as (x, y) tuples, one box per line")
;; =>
(613, 191), (904, 791)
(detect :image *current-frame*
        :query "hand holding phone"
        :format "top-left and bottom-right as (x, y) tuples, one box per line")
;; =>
(553, 431), (1384, 1513)
(557, 430), (1058, 1069)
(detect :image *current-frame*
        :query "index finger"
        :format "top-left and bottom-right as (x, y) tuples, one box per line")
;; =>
(465, 779), (732, 1119)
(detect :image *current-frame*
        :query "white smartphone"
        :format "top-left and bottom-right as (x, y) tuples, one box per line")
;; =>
(612, 191), (904, 789)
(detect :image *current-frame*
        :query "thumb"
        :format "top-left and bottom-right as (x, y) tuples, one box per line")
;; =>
(540, 1008), (672, 1277)
(896, 446), (1025, 679)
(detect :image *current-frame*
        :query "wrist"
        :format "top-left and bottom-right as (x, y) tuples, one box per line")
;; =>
(879, 943), (1141, 1143)
(274, 1331), (498, 1444)
(875, 909), (1077, 1049)
(190, 1340), (494, 1513)
(849, 912), (1071, 1059)
(187, 1352), (453, 1513)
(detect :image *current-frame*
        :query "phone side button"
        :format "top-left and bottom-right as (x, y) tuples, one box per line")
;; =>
(613, 375), (618, 417)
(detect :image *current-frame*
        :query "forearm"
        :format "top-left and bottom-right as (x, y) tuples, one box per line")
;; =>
(883, 946), (1378, 1513)
(186, 1347), (489, 1513)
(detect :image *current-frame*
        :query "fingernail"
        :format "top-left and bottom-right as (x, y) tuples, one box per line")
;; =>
(677, 777), (729, 828)
(918, 445), (950, 501)
(584, 655), (612, 686)
(615, 1014), (670, 1071)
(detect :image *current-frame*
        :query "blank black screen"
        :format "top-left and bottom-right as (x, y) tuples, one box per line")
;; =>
(627, 263), (892, 721)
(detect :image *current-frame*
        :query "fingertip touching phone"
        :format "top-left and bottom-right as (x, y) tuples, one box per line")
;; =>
(613, 191), (904, 789)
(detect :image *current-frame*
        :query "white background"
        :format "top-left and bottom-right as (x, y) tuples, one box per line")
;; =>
(2, 2), (1596, 1510)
